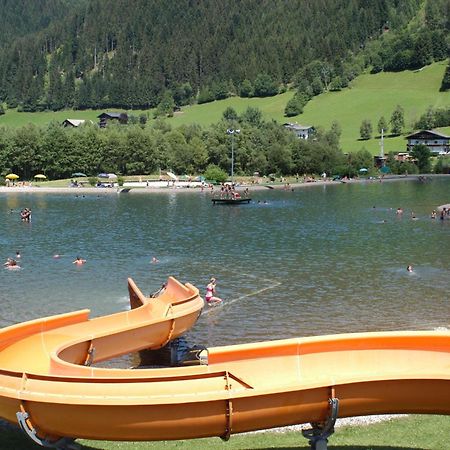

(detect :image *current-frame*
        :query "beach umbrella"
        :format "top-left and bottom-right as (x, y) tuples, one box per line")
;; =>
(166, 171), (178, 181)
(71, 172), (87, 177)
(98, 173), (108, 178)
(107, 173), (118, 179)
(359, 168), (368, 173)
(34, 174), (47, 179)
(5, 173), (19, 179)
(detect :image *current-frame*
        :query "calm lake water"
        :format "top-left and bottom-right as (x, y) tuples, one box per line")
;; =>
(0, 178), (449, 349)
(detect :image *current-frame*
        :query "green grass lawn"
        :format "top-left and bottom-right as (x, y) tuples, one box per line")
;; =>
(298, 60), (450, 154)
(1, 415), (449, 449)
(0, 60), (449, 156)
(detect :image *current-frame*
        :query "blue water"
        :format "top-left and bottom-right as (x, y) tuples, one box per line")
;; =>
(0, 178), (449, 348)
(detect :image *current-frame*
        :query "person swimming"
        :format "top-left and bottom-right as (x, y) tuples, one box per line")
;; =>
(73, 256), (86, 265)
(4, 258), (20, 269)
(407, 265), (413, 272)
(205, 277), (222, 305)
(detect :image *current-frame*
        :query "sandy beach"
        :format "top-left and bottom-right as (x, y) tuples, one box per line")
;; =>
(1, 174), (448, 196)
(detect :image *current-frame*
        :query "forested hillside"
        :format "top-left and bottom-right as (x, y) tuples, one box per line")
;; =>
(0, 0), (82, 48)
(0, 0), (425, 112)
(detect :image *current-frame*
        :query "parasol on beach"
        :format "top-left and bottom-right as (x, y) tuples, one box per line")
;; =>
(34, 174), (47, 179)
(5, 174), (19, 180)
(71, 172), (87, 177)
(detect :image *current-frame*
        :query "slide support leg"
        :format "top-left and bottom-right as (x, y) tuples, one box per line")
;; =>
(16, 405), (77, 449)
(302, 397), (339, 450)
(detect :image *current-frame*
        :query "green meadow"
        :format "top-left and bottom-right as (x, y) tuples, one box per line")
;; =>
(1, 415), (449, 449)
(1, 60), (449, 155)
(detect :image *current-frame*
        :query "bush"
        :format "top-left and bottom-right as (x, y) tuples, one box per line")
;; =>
(434, 157), (449, 174)
(88, 176), (97, 186)
(204, 164), (228, 183)
(197, 88), (215, 104)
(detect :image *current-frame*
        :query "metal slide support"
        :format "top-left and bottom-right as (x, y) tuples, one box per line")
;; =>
(301, 396), (339, 450)
(83, 341), (95, 366)
(16, 405), (77, 449)
(220, 371), (233, 441)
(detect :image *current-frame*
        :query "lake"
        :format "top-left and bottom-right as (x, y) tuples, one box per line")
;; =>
(0, 178), (449, 350)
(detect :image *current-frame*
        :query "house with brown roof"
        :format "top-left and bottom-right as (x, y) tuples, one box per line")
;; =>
(406, 130), (450, 155)
(98, 112), (128, 128)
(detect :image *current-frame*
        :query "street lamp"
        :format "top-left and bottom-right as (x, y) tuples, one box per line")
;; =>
(226, 128), (240, 183)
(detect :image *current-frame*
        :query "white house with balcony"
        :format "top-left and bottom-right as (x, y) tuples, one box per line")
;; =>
(283, 123), (315, 140)
(406, 130), (450, 155)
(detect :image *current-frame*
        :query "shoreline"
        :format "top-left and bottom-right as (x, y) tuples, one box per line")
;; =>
(1, 174), (449, 195)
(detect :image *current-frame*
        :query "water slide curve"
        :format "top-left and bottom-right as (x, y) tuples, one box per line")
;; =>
(0, 276), (448, 448)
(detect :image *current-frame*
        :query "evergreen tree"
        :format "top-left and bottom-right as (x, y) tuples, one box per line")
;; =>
(390, 105), (405, 135)
(197, 87), (214, 104)
(223, 107), (238, 121)
(311, 78), (323, 95)
(329, 76), (343, 91)
(155, 91), (175, 118)
(241, 107), (262, 126)
(253, 73), (278, 97)
(413, 32), (433, 68)
(410, 144), (431, 173)
(284, 93), (305, 116)
(441, 63), (450, 91)
(359, 119), (373, 140)
(239, 79), (253, 98)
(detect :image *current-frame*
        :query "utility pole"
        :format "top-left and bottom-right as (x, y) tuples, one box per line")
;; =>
(226, 129), (240, 183)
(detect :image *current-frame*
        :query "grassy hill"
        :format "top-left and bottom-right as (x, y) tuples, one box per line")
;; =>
(299, 60), (450, 154)
(1, 60), (449, 155)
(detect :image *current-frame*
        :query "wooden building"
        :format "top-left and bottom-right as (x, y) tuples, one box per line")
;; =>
(62, 119), (90, 128)
(98, 112), (128, 128)
(406, 130), (450, 155)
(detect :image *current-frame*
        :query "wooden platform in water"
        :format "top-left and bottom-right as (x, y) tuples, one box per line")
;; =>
(211, 197), (251, 205)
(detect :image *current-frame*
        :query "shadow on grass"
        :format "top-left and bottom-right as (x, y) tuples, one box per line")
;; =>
(0, 426), (99, 450)
(246, 447), (428, 450)
(0, 428), (431, 450)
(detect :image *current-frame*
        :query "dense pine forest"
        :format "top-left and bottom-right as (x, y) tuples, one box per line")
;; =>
(0, 0), (449, 180)
(2, 0), (448, 113)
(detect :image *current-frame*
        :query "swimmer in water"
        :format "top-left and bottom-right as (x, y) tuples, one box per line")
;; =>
(4, 258), (20, 269)
(407, 265), (413, 272)
(72, 256), (86, 265)
(205, 277), (223, 306)
(151, 257), (159, 263)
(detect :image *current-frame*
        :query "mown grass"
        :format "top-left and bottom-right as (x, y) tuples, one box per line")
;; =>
(1, 415), (448, 449)
(0, 61), (449, 156)
(298, 61), (450, 154)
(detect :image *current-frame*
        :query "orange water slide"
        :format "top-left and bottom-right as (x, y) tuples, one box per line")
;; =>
(0, 278), (449, 447)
